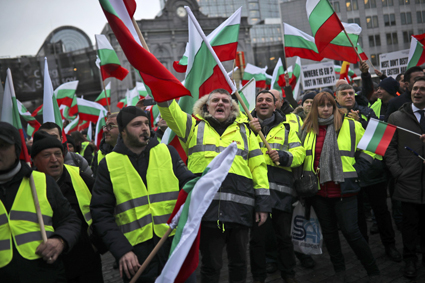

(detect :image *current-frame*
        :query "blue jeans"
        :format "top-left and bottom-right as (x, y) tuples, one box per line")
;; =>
(309, 195), (380, 276)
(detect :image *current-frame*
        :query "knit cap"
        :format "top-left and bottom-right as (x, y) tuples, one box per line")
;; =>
(302, 92), (317, 105)
(31, 131), (63, 159)
(117, 106), (149, 132)
(378, 77), (400, 97)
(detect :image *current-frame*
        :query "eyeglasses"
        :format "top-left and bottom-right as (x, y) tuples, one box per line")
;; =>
(102, 124), (119, 131)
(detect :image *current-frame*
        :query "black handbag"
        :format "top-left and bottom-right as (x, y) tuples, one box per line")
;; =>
(293, 169), (319, 197)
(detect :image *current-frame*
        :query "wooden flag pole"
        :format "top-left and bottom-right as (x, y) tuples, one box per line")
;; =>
(185, 6), (279, 166)
(343, 29), (362, 62)
(132, 18), (150, 52)
(29, 172), (48, 243)
(129, 227), (173, 283)
(95, 37), (111, 113)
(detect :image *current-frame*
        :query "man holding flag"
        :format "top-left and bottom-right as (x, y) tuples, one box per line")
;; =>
(90, 106), (196, 283)
(158, 89), (269, 282)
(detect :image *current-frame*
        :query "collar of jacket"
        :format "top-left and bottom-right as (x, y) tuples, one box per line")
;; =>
(113, 136), (159, 158)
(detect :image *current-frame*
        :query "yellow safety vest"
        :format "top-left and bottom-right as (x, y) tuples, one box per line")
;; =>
(105, 144), (179, 247)
(370, 99), (382, 118)
(80, 141), (94, 157)
(0, 172), (55, 268)
(284, 113), (303, 133)
(64, 165), (92, 226)
(97, 151), (106, 165)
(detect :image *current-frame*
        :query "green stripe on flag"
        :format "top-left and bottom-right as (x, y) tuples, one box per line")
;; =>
(99, 0), (120, 19)
(98, 49), (121, 66)
(309, 1), (334, 35)
(330, 33), (358, 47)
(407, 43), (424, 69)
(365, 121), (387, 152)
(56, 89), (76, 99)
(210, 25), (240, 46)
(284, 35), (319, 52)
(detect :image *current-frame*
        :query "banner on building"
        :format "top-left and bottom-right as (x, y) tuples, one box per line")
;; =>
(301, 61), (336, 90)
(379, 49), (410, 78)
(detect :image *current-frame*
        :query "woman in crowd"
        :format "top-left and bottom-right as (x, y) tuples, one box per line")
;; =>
(299, 92), (381, 282)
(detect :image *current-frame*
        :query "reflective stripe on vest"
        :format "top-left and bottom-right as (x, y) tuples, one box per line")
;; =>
(64, 164), (93, 225)
(106, 144), (179, 246)
(0, 172), (54, 268)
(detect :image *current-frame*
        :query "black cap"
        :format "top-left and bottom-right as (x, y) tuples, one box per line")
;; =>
(117, 106), (149, 132)
(378, 77), (400, 97)
(0, 122), (22, 159)
(31, 131), (63, 159)
(302, 92), (317, 106)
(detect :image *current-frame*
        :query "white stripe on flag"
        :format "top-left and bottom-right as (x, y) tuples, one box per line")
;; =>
(357, 118), (379, 151)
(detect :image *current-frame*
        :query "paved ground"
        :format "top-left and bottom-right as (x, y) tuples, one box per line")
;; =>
(101, 211), (425, 283)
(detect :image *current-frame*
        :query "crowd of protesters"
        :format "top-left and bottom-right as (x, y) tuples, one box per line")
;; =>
(1, 64), (425, 283)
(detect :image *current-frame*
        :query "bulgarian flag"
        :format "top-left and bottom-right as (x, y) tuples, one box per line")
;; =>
(357, 118), (396, 156)
(87, 123), (93, 141)
(265, 73), (272, 89)
(271, 58), (286, 90)
(126, 87), (140, 106)
(95, 82), (111, 106)
(242, 64), (268, 89)
(356, 43), (368, 61)
(99, 0), (191, 102)
(117, 97), (126, 109)
(0, 69), (31, 163)
(406, 36), (425, 70)
(413, 33), (425, 45)
(306, 0), (344, 53)
(95, 34), (129, 81)
(162, 7), (238, 162)
(155, 143), (237, 283)
(288, 57), (302, 91)
(64, 115), (80, 134)
(43, 58), (63, 129)
(76, 97), (107, 123)
(136, 81), (149, 97)
(320, 22), (362, 64)
(146, 104), (160, 128)
(94, 111), (107, 149)
(16, 99), (41, 135)
(283, 23), (324, 61)
(55, 81), (79, 108)
(173, 7), (241, 73)
(239, 78), (256, 112)
(78, 120), (90, 132)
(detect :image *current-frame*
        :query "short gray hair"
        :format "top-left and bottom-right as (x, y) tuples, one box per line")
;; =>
(206, 88), (232, 104)
(335, 84), (353, 94)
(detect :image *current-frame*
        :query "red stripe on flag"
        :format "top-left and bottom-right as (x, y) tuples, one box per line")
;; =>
(360, 52), (368, 61)
(315, 13), (344, 52)
(284, 47), (324, 61)
(173, 61), (188, 73)
(123, 0), (136, 17)
(175, 230), (200, 283)
(32, 104), (43, 117)
(213, 42), (238, 63)
(375, 124), (396, 156)
(97, 97), (111, 107)
(321, 45), (360, 64)
(18, 129), (31, 163)
(199, 65), (233, 99)
(169, 135), (187, 164)
(100, 64), (129, 81)
(57, 97), (74, 107)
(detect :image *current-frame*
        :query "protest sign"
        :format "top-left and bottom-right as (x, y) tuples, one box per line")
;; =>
(301, 61), (336, 90)
(379, 49), (410, 78)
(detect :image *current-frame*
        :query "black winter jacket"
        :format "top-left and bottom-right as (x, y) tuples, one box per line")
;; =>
(90, 137), (196, 260)
(385, 103), (425, 204)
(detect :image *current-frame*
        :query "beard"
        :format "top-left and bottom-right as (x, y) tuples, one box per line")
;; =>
(124, 129), (150, 148)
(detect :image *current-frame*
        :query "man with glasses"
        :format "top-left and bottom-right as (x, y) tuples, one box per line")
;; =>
(92, 113), (119, 177)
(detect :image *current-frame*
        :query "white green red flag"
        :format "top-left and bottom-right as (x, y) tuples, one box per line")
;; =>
(306, 0), (344, 52)
(155, 143), (237, 283)
(406, 36), (425, 70)
(43, 58), (63, 129)
(288, 57), (302, 91)
(242, 64), (268, 88)
(239, 78), (256, 112)
(1, 69), (31, 162)
(136, 81), (149, 97)
(125, 87), (140, 107)
(283, 23), (324, 61)
(357, 118), (396, 156)
(95, 82), (111, 106)
(265, 73), (272, 89)
(173, 7), (241, 73)
(413, 33), (425, 45)
(76, 97), (107, 123)
(16, 99), (41, 135)
(320, 22), (362, 64)
(271, 58), (286, 91)
(356, 43), (368, 61)
(78, 120), (90, 132)
(54, 81), (79, 108)
(64, 115), (80, 134)
(99, 0), (191, 102)
(146, 104), (160, 128)
(95, 34), (129, 81)
(94, 111), (107, 149)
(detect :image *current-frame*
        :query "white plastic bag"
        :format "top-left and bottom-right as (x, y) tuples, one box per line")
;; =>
(291, 202), (323, 255)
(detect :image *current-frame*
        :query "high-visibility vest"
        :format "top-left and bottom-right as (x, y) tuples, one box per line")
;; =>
(97, 151), (106, 165)
(80, 141), (94, 157)
(370, 99), (382, 118)
(284, 113), (303, 133)
(64, 165), (92, 226)
(0, 172), (55, 268)
(105, 144), (179, 247)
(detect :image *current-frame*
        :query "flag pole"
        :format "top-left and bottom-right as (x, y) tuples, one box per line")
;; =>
(396, 126), (422, 137)
(7, 69), (47, 243)
(95, 37), (111, 113)
(131, 18), (150, 52)
(185, 6), (280, 166)
(279, 7), (288, 69)
(129, 227), (173, 283)
(342, 29), (362, 62)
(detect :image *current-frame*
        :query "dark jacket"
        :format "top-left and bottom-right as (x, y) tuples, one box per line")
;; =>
(57, 166), (103, 281)
(91, 138), (114, 178)
(0, 161), (81, 283)
(283, 85), (299, 109)
(90, 136), (195, 261)
(385, 89), (411, 122)
(336, 101), (377, 129)
(385, 103), (425, 204)
(64, 151), (93, 176)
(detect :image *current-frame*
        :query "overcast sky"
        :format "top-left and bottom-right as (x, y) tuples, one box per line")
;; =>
(0, 0), (161, 58)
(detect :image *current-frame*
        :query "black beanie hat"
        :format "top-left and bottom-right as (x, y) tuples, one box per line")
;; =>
(302, 92), (317, 105)
(0, 122), (22, 160)
(378, 77), (399, 97)
(31, 131), (63, 159)
(65, 135), (76, 149)
(117, 106), (149, 132)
